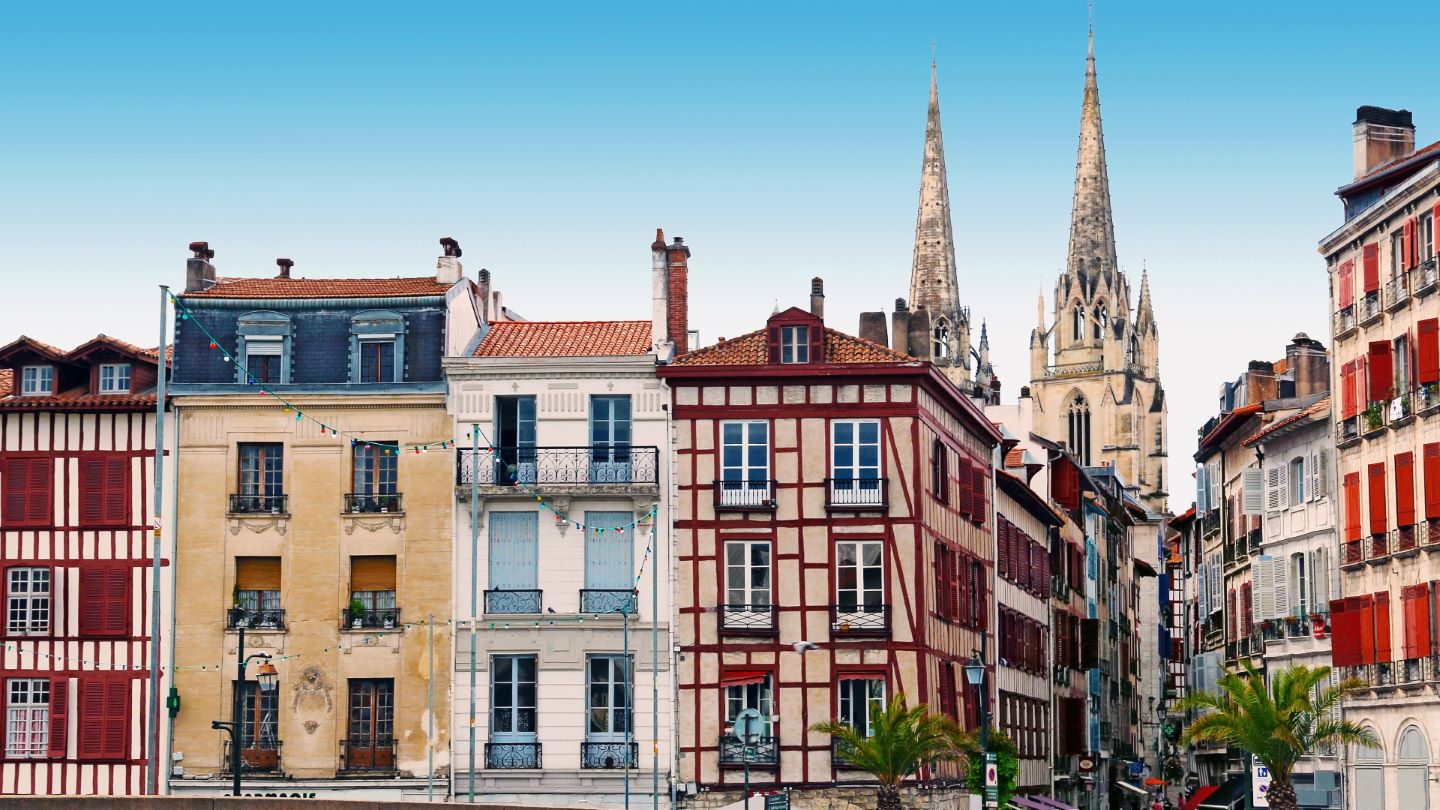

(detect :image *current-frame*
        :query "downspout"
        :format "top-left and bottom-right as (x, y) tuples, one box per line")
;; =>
(661, 375), (679, 807)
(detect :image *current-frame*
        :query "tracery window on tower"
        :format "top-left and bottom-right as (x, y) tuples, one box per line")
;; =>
(1067, 394), (1091, 466)
(933, 321), (950, 359)
(1072, 305), (1086, 342)
(1094, 307), (1108, 340)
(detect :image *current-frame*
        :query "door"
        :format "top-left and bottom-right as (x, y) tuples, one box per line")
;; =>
(583, 511), (634, 613)
(584, 655), (632, 767)
(239, 682), (280, 770)
(831, 420), (881, 504)
(722, 540), (772, 629)
(488, 512), (539, 612)
(491, 654), (539, 766)
(495, 396), (537, 484)
(346, 679), (394, 770)
(719, 421), (769, 505)
(836, 540), (884, 628)
(589, 396), (632, 482)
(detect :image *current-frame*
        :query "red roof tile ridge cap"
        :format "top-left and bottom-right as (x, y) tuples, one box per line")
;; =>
(489, 319), (650, 326)
(825, 327), (915, 360)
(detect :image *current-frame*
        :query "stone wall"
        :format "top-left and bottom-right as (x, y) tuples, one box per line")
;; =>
(681, 785), (972, 810)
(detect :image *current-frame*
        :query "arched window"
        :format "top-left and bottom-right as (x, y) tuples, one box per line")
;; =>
(1067, 394), (1091, 466)
(1353, 735), (1386, 808)
(1072, 306), (1086, 342)
(1094, 308), (1108, 340)
(933, 322), (950, 359)
(1399, 726), (1430, 809)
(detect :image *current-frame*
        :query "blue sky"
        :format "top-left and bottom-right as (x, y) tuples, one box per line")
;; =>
(1, 1), (1437, 506)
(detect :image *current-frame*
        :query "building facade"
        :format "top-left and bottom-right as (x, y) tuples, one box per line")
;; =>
(167, 242), (478, 798)
(445, 248), (673, 806)
(0, 336), (172, 796)
(663, 284), (1002, 808)
(1322, 105), (1440, 810)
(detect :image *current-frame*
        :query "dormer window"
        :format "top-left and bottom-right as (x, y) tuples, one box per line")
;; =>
(351, 311), (405, 384)
(20, 366), (52, 396)
(99, 363), (131, 394)
(780, 326), (810, 364)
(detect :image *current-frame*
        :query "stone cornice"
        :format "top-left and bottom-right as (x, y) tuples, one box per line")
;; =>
(171, 394), (444, 411)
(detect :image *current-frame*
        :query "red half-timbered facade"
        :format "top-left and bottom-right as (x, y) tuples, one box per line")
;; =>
(659, 306), (1001, 797)
(0, 335), (170, 796)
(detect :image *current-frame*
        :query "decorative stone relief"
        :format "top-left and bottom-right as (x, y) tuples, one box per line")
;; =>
(293, 664), (334, 720)
(228, 516), (288, 536)
(342, 513), (405, 535)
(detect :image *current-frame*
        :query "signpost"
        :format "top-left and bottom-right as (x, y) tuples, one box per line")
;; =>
(984, 751), (998, 808)
(1252, 761), (1271, 808)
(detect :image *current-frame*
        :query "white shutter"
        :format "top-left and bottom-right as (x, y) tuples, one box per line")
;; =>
(1210, 462), (1222, 512)
(1254, 557), (1275, 620)
(1243, 468), (1265, 515)
(1311, 548), (1329, 612)
(1273, 557), (1290, 619)
(1197, 559), (1209, 616)
(1277, 464), (1290, 510)
(1211, 559), (1223, 615)
(1197, 465), (1209, 513)
(1309, 451), (1321, 501)
(1266, 467), (1283, 512)
(1316, 448), (1331, 498)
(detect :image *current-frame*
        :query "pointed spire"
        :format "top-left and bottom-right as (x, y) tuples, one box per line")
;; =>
(910, 56), (960, 328)
(1065, 19), (1118, 293)
(979, 320), (990, 349)
(1136, 265), (1155, 328)
(1037, 289), (1047, 330)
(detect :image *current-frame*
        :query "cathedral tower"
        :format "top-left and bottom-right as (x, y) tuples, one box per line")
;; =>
(1029, 26), (1167, 510)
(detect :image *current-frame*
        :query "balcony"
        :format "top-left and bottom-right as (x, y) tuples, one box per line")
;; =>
(581, 741), (637, 769)
(343, 493), (402, 514)
(484, 589), (542, 615)
(719, 734), (778, 767)
(456, 446), (659, 488)
(1198, 510), (1221, 539)
(343, 607), (400, 630)
(824, 478), (888, 511)
(1415, 257), (1440, 298)
(1426, 520), (1440, 550)
(1334, 307), (1358, 340)
(713, 480), (778, 512)
(1361, 405), (1388, 439)
(1419, 383), (1440, 417)
(1368, 533), (1392, 565)
(228, 493), (288, 515)
(1358, 291), (1383, 326)
(580, 589), (636, 615)
(1336, 418), (1361, 449)
(341, 738), (396, 772)
(832, 738), (864, 769)
(718, 604), (777, 635)
(1395, 525), (1420, 558)
(1342, 539), (1365, 569)
(830, 603), (890, 637)
(221, 739), (282, 773)
(227, 607), (286, 632)
(1386, 275), (1411, 312)
(485, 742), (541, 769)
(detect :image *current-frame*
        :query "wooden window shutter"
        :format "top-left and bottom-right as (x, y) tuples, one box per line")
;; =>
(1338, 260), (1355, 309)
(971, 464), (987, 524)
(1397, 453), (1417, 526)
(235, 557), (282, 591)
(79, 568), (124, 636)
(1419, 582), (1436, 658)
(1404, 219), (1416, 269)
(350, 556), (397, 591)
(808, 324), (823, 364)
(1357, 595), (1376, 665)
(4, 457), (53, 528)
(766, 327), (781, 364)
(1363, 243), (1380, 292)
(1227, 589), (1237, 641)
(1241, 583), (1253, 635)
(1374, 592), (1393, 663)
(1402, 585), (1426, 659)
(103, 458), (127, 525)
(998, 521), (1010, 580)
(4, 457), (30, 524)
(1420, 320), (1440, 385)
(949, 549), (962, 624)
(80, 459), (105, 525)
(1368, 341), (1394, 402)
(935, 543), (949, 621)
(1079, 617), (1100, 669)
(957, 459), (973, 517)
(77, 680), (106, 760)
(1426, 444), (1440, 520)
(102, 568), (129, 636)
(1369, 462), (1389, 536)
(1330, 598), (1359, 667)
(1340, 361), (1357, 418)
(1344, 472), (1363, 541)
(102, 679), (128, 760)
(47, 676), (69, 759)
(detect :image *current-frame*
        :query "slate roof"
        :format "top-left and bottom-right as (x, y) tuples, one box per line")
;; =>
(473, 321), (654, 358)
(182, 276), (454, 299)
(671, 327), (914, 366)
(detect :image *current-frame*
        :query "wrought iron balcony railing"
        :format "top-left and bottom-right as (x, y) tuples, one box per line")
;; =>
(832, 738), (864, 769)
(486, 741), (541, 769)
(341, 737), (396, 772)
(343, 492), (402, 513)
(1386, 275), (1411, 311)
(343, 607), (400, 630)
(484, 589), (542, 614)
(221, 739), (281, 773)
(719, 734), (778, 766)
(1413, 257), (1440, 297)
(830, 603), (890, 636)
(456, 446), (659, 487)
(714, 479), (778, 511)
(1334, 307), (1357, 339)
(825, 478), (888, 510)
(719, 604), (777, 635)
(228, 494), (288, 515)
(228, 607), (286, 631)
(581, 741), (638, 769)
(580, 589), (636, 614)
(1359, 291), (1383, 325)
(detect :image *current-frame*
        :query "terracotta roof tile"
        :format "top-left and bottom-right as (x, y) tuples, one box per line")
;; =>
(1349, 139), (1440, 186)
(1004, 447), (1026, 468)
(0, 386), (157, 411)
(1242, 395), (1331, 446)
(473, 321), (653, 358)
(671, 327), (914, 366)
(0, 370), (10, 397)
(182, 276), (454, 299)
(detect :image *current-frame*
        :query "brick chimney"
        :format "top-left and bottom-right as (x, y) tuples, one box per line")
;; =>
(665, 236), (691, 356)
(276, 258), (293, 279)
(890, 298), (910, 355)
(858, 311), (889, 347)
(1353, 106), (1415, 179)
(809, 277), (825, 319)
(436, 237), (463, 284)
(185, 241), (216, 292)
(1286, 332), (1330, 399)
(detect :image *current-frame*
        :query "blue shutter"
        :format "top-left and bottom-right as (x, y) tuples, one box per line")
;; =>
(584, 511), (634, 613)
(489, 512), (538, 590)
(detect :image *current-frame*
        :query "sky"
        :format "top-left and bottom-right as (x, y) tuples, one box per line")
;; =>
(1, 0), (1438, 508)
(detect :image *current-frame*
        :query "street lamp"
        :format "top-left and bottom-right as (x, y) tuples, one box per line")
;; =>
(726, 708), (765, 810)
(210, 625), (277, 797)
(963, 648), (994, 809)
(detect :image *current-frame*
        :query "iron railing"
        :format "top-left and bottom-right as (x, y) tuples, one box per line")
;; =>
(1413, 257), (1440, 297)
(343, 607), (400, 630)
(228, 607), (286, 631)
(719, 604), (777, 634)
(228, 494), (287, 515)
(456, 446), (659, 486)
(1395, 525), (1419, 554)
(1334, 307), (1357, 338)
(485, 741), (541, 769)
(581, 741), (637, 769)
(719, 734), (779, 766)
(1369, 532), (1392, 562)
(1359, 291), (1383, 324)
(825, 478), (887, 510)
(221, 739), (281, 773)
(832, 738), (865, 769)
(1386, 275), (1411, 310)
(713, 480), (778, 511)
(1426, 520), (1440, 548)
(341, 737), (396, 772)
(581, 589), (636, 614)
(830, 603), (890, 636)
(343, 493), (402, 513)
(484, 589), (542, 614)
(1337, 418), (1360, 446)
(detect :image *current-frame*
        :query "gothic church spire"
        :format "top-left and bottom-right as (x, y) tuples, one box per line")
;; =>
(910, 59), (962, 333)
(1065, 25), (1119, 293)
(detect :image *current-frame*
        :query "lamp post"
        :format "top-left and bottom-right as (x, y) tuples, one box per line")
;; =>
(210, 626), (278, 797)
(963, 647), (993, 809)
(726, 708), (764, 810)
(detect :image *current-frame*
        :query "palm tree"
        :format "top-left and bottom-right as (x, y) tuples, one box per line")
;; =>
(811, 695), (964, 810)
(1176, 661), (1377, 810)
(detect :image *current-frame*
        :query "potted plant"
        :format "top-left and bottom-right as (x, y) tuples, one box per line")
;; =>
(383, 612), (395, 629)
(1363, 403), (1384, 432)
(349, 598), (367, 629)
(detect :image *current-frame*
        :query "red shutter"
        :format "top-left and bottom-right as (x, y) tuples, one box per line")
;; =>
(1402, 585), (1425, 659)
(1241, 583), (1253, 635)
(102, 678), (128, 760)
(104, 568), (129, 635)
(971, 464), (987, 524)
(998, 522), (1010, 581)
(2, 457), (27, 524)
(76, 680), (105, 760)
(1427, 444), (1440, 520)
(1227, 589), (1237, 641)
(1404, 219), (1416, 269)
(1331, 598), (1360, 667)
(766, 327), (780, 363)
(103, 458), (128, 525)
(1420, 320), (1440, 386)
(1369, 341), (1394, 402)
(808, 325), (823, 366)
(951, 551), (963, 624)
(1341, 361), (1358, 418)
(1357, 595), (1376, 665)
(79, 458), (105, 525)
(1363, 243), (1381, 292)
(81, 567), (129, 638)
(1341, 472), (1360, 541)
(957, 460), (973, 517)
(80, 569), (104, 635)
(4, 458), (53, 528)
(1338, 261), (1355, 309)
(47, 676), (68, 759)
(1369, 462), (1389, 537)
(1375, 592), (1393, 664)
(936, 543), (950, 621)
(1397, 453), (1417, 526)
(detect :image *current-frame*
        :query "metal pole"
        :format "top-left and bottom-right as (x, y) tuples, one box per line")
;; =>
(650, 517), (659, 810)
(428, 613), (435, 803)
(163, 405), (181, 796)
(624, 601), (631, 810)
(742, 747), (750, 810)
(233, 625), (246, 797)
(468, 425), (480, 802)
(146, 285), (169, 794)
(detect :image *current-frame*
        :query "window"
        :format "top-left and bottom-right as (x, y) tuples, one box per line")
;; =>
(20, 366), (52, 396)
(589, 396), (633, 482)
(837, 677), (885, 736)
(832, 420), (881, 505)
(1396, 334), (1412, 396)
(98, 364), (130, 394)
(1422, 214), (1436, 262)
(586, 655), (631, 738)
(7, 567), (51, 636)
(234, 557), (282, 629)
(1394, 231), (1407, 277)
(724, 672), (773, 739)
(76, 677), (127, 761)
(358, 340), (395, 384)
(348, 556), (397, 626)
(1067, 395), (1091, 466)
(237, 680), (280, 767)
(780, 325), (809, 363)
(243, 338), (283, 384)
(1094, 307), (1107, 340)
(79, 456), (129, 527)
(931, 439), (949, 502)
(722, 540), (771, 625)
(79, 567), (129, 638)
(491, 655), (538, 766)
(933, 322), (950, 359)
(2, 458), (53, 528)
(5, 679), (49, 758)
(1289, 457), (1306, 506)
(351, 443), (398, 512)
(1290, 552), (1309, 619)
(345, 679), (395, 770)
(719, 420), (770, 506)
(1072, 306), (1085, 341)
(495, 396), (537, 485)
(236, 310), (291, 385)
(836, 540), (883, 613)
(236, 443), (284, 513)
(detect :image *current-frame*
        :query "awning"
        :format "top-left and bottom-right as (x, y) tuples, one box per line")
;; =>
(1008, 796), (1050, 810)
(1197, 774), (1250, 809)
(1031, 797), (1079, 810)
(1116, 781), (1149, 796)
(720, 669), (769, 687)
(1180, 787), (1218, 810)
(1133, 558), (1159, 577)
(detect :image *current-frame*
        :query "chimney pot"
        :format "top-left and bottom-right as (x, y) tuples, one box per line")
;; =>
(185, 241), (217, 292)
(673, 237), (684, 246)
(809, 277), (825, 318)
(439, 237), (462, 258)
(276, 258), (293, 279)
(1353, 105), (1416, 179)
